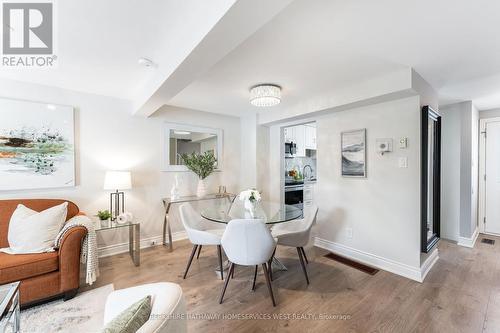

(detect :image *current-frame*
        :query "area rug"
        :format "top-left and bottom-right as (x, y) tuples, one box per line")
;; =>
(20, 284), (114, 333)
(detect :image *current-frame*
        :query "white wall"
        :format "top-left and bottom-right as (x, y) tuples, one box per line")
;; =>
(440, 101), (479, 242)
(240, 113), (257, 189)
(316, 96), (422, 269)
(266, 96), (423, 279)
(0, 79), (241, 254)
(440, 107), (461, 241)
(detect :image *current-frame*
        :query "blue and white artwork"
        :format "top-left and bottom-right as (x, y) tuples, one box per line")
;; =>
(341, 129), (366, 177)
(0, 98), (75, 190)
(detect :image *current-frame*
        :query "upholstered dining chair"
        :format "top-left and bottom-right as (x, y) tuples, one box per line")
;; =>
(219, 219), (277, 306)
(179, 203), (224, 280)
(271, 206), (319, 285)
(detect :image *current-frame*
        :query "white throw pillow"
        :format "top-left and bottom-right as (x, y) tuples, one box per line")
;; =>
(4, 202), (68, 254)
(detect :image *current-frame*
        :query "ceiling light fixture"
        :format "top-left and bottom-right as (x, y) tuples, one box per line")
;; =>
(174, 130), (191, 135)
(249, 84), (281, 107)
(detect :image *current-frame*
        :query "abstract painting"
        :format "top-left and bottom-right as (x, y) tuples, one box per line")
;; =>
(341, 129), (366, 177)
(0, 98), (75, 190)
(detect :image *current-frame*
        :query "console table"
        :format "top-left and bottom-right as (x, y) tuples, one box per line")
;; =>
(162, 193), (234, 251)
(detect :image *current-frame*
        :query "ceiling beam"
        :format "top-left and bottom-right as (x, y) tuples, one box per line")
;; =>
(133, 0), (293, 117)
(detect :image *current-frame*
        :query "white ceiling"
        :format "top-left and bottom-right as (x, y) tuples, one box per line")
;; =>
(168, 0), (500, 115)
(3, 0), (500, 113)
(0, 0), (236, 100)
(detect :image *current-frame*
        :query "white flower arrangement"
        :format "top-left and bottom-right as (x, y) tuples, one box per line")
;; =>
(238, 189), (261, 203)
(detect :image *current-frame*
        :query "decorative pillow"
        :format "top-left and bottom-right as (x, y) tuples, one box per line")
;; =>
(1, 202), (68, 254)
(101, 296), (152, 333)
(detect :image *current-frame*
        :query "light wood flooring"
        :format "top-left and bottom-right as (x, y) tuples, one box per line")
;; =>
(81, 234), (500, 332)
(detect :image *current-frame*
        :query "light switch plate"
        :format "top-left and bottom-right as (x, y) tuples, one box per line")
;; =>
(398, 157), (408, 168)
(346, 227), (353, 239)
(399, 137), (408, 149)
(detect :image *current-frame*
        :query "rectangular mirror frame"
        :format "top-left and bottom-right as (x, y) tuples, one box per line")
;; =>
(163, 122), (223, 172)
(421, 105), (441, 253)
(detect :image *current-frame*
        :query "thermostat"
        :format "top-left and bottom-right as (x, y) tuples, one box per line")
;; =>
(376, 138), (393, 155)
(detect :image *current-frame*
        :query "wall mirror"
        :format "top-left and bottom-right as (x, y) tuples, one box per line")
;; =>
(163, 123), (223, 171)
(421, 106), (441, 253)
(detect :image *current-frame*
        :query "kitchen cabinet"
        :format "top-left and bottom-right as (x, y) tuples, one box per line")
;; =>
(284, 125), (305, 156)
(284, 124), (316, 156)
(305, 125), (317, 150)
(294, 126), (306, 156)
(304, 183), (315, 207)
(284, 127), (294, 143)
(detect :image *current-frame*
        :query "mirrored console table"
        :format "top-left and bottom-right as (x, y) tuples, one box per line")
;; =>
(162, 193), (235, 252)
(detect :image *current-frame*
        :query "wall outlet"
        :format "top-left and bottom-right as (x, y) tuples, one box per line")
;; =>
(346, 227), (353, 239)
(398, 157), (408, 168)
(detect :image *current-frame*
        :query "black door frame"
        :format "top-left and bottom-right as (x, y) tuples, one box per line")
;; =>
(421, 105), (441, 253)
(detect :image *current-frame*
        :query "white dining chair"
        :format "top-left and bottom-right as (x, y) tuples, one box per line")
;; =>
(271, 206), (319, 285)
(179, 203), (225, 280)
(219, 219), (277, 306)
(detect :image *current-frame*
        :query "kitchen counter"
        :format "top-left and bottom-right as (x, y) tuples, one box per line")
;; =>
(284, 178), (317, 186)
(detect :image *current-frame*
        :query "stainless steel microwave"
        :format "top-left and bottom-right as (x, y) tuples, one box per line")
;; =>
(285, 142), (297, 157)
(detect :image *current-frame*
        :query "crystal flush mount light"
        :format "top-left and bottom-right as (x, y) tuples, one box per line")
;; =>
(249, 84), (281, 107)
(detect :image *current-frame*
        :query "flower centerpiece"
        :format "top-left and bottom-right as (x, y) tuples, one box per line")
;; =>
(238, 189), (261, 217)
(180, 151), (217, 197)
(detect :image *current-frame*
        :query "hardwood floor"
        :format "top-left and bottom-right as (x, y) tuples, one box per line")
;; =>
(81, 235), (500, 332)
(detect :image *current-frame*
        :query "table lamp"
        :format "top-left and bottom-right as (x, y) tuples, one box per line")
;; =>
(104, 171), (132, 221)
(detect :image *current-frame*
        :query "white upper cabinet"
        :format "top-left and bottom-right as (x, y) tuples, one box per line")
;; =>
(284, 127), (294, 143)
(294, 125), (306, 156)
(305, 124), (317, 150)
(284, 123), (316, 156)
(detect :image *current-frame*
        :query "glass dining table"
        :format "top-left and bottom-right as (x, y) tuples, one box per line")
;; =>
(201, 200), (302, 224)
(201, 200), (303, 276)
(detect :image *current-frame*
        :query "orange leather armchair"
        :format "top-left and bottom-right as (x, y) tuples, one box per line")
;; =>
(0, 199), (87, 306)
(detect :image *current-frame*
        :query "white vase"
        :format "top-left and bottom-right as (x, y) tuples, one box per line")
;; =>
(170, 174), (180, 199)
(197, 179), (207, 197)
(244, 200), (256, 218)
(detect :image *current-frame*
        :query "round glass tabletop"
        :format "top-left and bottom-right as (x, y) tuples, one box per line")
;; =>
(201, 200), (302, 224)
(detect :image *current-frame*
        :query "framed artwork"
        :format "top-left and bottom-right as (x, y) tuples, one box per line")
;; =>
(341, 129), (366, 177)
(0, 98), (75, 190)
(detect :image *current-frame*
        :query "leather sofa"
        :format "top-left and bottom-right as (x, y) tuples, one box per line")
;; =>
(0, 199), (87, 306)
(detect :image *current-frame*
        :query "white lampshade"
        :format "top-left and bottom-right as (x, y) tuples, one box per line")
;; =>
(104, 171), (132, 190)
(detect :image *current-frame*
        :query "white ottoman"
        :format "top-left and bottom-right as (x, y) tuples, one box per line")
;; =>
(103, 282), (187, 333)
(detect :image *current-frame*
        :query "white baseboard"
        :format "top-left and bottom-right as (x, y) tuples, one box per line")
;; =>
(314, 237), (438, 283)
(420, 247), (439, 282)
(457, 227), (479, 248)
(98, 231), (188, 258)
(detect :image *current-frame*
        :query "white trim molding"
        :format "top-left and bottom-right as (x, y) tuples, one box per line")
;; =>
(457, 227), (479, 248)
(162, 122), (224, 172)
(98, 231), (188, 258)
(420, 248), (439, 282)
(478, 117), (500, 235)
(314, 237), (439, 283)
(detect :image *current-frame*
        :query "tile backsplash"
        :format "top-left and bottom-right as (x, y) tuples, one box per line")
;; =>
(285, 156), (317, 179)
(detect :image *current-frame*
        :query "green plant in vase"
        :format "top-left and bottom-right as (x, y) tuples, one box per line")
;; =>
(96, 210), (112, 221)
(180, 151), (217, 197)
